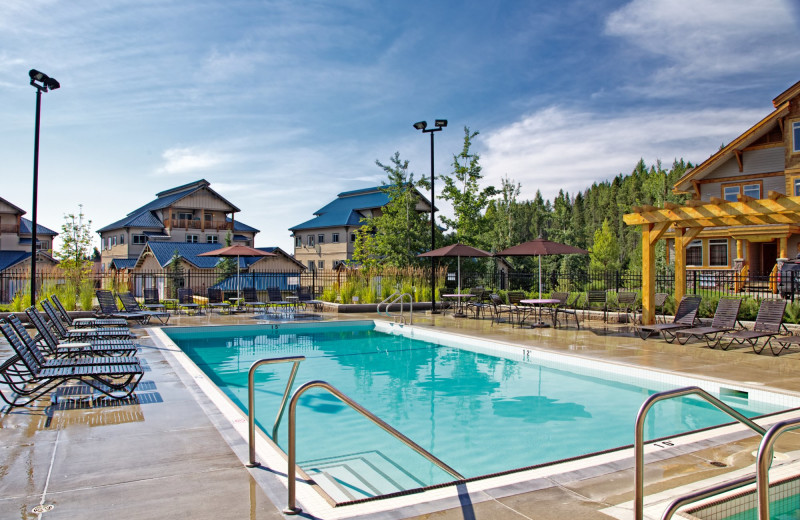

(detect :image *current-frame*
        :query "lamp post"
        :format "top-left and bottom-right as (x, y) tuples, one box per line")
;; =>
(28, 69), (60, 304)
(413, 119), (447, 314)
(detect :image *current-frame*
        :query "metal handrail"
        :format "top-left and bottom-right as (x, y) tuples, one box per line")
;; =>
(246, 356), (305, 467)
(634, 386), (767, 520)
(376, 291), (413, 324)
(756, 417), (800, 519)
(660, 475), (755, 520)
(377, 291), (400, 317)
(284, 380), (464, 515)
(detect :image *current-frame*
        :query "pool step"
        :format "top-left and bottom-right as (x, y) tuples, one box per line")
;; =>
(301, 450), (427, 501)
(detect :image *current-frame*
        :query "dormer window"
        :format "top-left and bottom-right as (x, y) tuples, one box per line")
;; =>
(794, 122), (800, 153)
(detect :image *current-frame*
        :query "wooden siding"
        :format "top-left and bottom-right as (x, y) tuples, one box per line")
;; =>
(174, 190), (236, 212)
(704, 147), (784, 179)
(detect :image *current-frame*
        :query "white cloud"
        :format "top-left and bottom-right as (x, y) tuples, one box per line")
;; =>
(605, 0), (800, 93)
(480, 105), (765, 202)
(157, 147), (227, 174)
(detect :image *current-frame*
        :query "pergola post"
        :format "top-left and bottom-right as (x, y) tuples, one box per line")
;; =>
(674, 228), (685, 305)
(641, 224), (656, 325)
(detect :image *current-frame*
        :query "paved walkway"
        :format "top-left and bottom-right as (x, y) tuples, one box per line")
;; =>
(2, 310), (800, 519)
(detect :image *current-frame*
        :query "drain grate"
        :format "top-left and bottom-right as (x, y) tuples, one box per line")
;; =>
(31, 504), (54, 513)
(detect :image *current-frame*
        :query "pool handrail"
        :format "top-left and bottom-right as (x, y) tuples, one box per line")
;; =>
(634, 386), (767, 520)
(284, 379), (464, 515)
(660, 475), (755, 520)
(377, 291), (413, 324)
(246, 356), (305, 467)
(756, 417), (800, 519)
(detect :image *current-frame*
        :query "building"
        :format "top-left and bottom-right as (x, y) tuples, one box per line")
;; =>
(289, 186), (433, 270)
(96, 179), (259, 271)
(670, 79), (800, 277)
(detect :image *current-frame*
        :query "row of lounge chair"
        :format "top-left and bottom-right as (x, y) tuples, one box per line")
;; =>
(0, 295), (144, 407)
(143, 287), (322, 315)
(638, 296), (798, 355)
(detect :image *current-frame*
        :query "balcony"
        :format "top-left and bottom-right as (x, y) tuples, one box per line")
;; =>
(0, 224), (20, 234)
(166, 218), (233, 231)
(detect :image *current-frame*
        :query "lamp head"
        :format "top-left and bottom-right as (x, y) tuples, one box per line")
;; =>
(29, 69), (59, 92)
(413, 121), (427, 131)
(434, 119), (447, 128)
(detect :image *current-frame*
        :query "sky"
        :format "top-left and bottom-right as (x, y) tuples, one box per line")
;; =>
(2, 0), (799, 252)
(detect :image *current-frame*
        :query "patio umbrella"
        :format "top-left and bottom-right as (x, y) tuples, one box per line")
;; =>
(198, 245), (276, 300)
(418, 243), (492, 295)
(497, 237), (588, 298)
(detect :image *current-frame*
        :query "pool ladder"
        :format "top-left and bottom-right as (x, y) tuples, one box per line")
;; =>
(246, 357), (463, 515)
(635, 386), (800, 520)
(377, 291), (413, 324)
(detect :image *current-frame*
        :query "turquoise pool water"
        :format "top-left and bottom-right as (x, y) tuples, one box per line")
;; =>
(165, 322), (788, 497)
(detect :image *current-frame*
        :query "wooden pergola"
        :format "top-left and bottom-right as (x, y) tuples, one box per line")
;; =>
(623, 192), (800, 324)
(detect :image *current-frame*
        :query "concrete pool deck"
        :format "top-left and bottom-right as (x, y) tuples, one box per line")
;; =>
(2, 310), (800, 519)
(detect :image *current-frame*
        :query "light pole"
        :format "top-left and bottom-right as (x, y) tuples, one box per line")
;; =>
(413, 119), (447, 314)
(28, 69), (60, 304)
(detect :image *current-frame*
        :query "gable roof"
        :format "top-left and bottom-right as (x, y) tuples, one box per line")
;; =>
(0, 196), (26, 216)
(673, 81), (796, 194)
(19, 217), (58, 236)
(289, 185), (433, 232)
(135, 242), (226, 269)
(0, 251), (31, 271)
(245, 247), (306, 270)
(97, 179), (242, 233)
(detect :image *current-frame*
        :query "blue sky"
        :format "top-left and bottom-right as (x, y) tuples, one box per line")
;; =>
(2, 0), (799, 252)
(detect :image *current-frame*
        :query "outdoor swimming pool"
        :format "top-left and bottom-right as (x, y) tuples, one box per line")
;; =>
(164, 321), (797, 501)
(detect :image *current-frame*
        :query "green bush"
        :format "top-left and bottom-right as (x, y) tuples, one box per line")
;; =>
(79, 279), (95, 311)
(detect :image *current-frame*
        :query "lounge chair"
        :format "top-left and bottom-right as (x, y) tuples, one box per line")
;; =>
(0, 320), (143, 407)
(674, 298), (743, 346)
(637, 295), (702, 341)
(23, 310), (138, 358)
(614, 291), (639, 323)
(764, 334), (800, 356)
(654, 293), (669, 323)
(206, 288), (231, 314)
(714, 299), (788, 353)
(551, 292), (580, 329)
(41, 301), (133, 340)
(143, 288), (166, 311)
(177, 288), (201, 315)
(242, 287), (267, 313)
(96, 290), (150, 323)
(6, 316), (138, 363)
(296, 286), (323, 311)
(51, 295), (128, 328)
(266, 287), (291, 313)
(118, 292), (170, 324)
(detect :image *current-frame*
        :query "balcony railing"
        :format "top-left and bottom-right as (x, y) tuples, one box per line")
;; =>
(0, 224), (20, 234)
(166, 218), (233, 231)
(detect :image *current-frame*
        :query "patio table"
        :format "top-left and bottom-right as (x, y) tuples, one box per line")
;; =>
(519, 299), (560, 328)
(441, 294), (474, 318)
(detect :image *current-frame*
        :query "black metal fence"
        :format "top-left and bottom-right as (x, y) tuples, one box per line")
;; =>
(2, 267), (799, 304)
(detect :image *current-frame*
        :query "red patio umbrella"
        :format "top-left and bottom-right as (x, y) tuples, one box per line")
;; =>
(198, 245), (276, 300)
(418, 243), (492, 295)
(497, 238), (588, 298)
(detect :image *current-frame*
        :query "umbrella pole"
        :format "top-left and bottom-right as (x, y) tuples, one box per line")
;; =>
(458, 256), (461, 295)
(237, 254), (240, 301)
(538, 255), (542, 299)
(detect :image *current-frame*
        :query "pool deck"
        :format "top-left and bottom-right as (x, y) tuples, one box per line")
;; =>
(3, 310), (800, 519)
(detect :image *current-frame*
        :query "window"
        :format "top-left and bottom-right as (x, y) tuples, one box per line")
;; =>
(106, 237), (112, 250)
(204, 213), (213, 222)
(794, 122), (800, 153)
(295, 236), (302, 247)
(207, 235), (218, 244)
(119, 234), (125, 245)
(317, 260), (324, 270)
(307, 235), (314, 247)
(722, 182), (761, 202)
(112, 236), (117, 246)
(709, 239), (729, 267)
(186, 235), (198, 243)
(317, 234), (325, 244)
(686, 240), (703, 266)
(177, 212), (193, 221)
(332, 233), (340, 243)
(307, 261), (315, 270)
(795, 178), (800, 197)
(350, 233), (356, 243)
(132, 234), (147, 245)
(36, 240), (47, 251)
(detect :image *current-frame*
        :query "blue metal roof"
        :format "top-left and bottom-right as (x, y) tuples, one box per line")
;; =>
(228, 218), (259, 232)
(110, 258), (138, 269)
(143, 242), (224, 269)
(19, 218), (58, 236)
(290, 187), (388, 231)
(0, 251), (31, 271)
(212, 272), (300, 292)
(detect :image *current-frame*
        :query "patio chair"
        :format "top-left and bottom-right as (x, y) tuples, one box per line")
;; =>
(8, 315), (138, 361)
(177, 288), (201, 315)
(23, 309), (138, 358)
(242, 287), (267, 313)
(51, 295), (128, 328)
(674, 298), (743, 346)
(466, 288), (491, 318)
(637, 295), (702, 341)
(714, 299), (788, 353)
(96, 290), (150, 324)
(266, 287), (291, 312)
(206, 288), (231, 314)
(584, 290), (609, 322)
(41, 301), (133, 341)
(0, 320), (143, 407)
(506, 291), (528, 326)
(551, 292), (580, 329)
(614, 291), (639, 324)
(143, 288), (166, 311)
(489, 293), (517, 325)
(296, 287), (323, 311)
(118, 292), (170, 324)
(654, 293), (669, 323)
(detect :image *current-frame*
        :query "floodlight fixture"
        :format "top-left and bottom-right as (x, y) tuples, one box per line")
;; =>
(413, 121), (427, 131)
(29, 69), (60, 92)
(435, 119), (447, 128)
